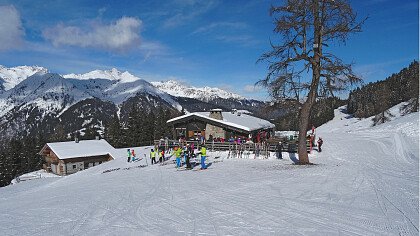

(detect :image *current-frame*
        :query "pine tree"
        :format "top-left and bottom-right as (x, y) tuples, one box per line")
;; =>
(105, 113), (124, 147)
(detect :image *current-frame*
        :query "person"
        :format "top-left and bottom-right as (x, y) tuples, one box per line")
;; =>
(199, 146), (207, 170)
(160, 150), (165, 163)
(150, 149), (157, 165)
(317, 137), (323, 152)
(276, 142), (283, 159)
(131, 149), (137, 162)
(158, 149), (163, 163)
(228, 136), (234, 143)
(175, 146), (182, 169)
(185, 144), (193, 169)
(127, 149), (131, 162)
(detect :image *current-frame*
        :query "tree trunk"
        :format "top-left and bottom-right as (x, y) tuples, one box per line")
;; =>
(297, 0), (322, 164)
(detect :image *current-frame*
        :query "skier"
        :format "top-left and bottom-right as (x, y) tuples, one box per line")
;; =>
(185, 144), (192, 169)
(131, 149), (136, 162)
(175, 146), (182, 169)
(150, 149), (157, 165)
(199, 146), (207, 170)
(127, 149), (131, 162)
(317, 137), (323, 152)
(276, 142), (283, 159)
(159, 149), (164, 163)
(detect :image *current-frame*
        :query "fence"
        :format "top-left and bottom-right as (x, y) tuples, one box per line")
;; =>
(154, 139), (301, 155)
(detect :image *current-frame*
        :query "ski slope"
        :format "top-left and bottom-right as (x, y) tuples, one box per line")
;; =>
(0, 105), (418, 235)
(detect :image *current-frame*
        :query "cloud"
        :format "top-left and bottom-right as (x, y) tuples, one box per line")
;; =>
(43, 17), (142, 52)
(243, 84), (262, 93)
(163, 0), (218, 29)
(191, 21), (259, 46)
(191, 22), (247, 35)
(0, 5), (25, 51)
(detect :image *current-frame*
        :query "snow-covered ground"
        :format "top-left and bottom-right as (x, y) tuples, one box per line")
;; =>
(0, 104), (418, 235)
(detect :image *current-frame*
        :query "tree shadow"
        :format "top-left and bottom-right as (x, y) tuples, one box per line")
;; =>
(288, 152), (299, 164)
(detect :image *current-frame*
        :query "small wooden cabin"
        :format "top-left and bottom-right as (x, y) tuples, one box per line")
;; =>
(39, 139), (115, 176)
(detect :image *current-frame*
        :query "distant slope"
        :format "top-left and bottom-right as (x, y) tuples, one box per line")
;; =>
(0, 65), (48, 92)
(348, 61), (419, 118)
(151, 80), (244, 102)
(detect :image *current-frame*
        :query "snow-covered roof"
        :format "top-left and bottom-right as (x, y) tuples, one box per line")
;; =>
(167, 111), (275, 132)
(45, 139), (115, 160)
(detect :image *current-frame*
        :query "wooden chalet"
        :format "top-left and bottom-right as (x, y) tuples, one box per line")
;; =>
(167, 109), (275, 141)
(39, 139), (115, 176)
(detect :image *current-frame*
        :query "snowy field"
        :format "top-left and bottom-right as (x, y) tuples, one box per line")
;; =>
(0, 105), (418, 235)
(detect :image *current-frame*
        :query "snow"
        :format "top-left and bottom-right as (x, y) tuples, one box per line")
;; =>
(45, 139), (115, 160)
(0, 65), (48, 91)
(64, 69), (182, 110)
(0, 104), (418, 235)
(0, 68), (183, 119)
(167, 111), (276, 132)
(10, 169), (61, 185)
(151, 79), (244, 101)
(63, 68), (139, 83)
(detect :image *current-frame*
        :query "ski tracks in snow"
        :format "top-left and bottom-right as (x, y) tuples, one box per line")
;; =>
(321, 132), (418, 235)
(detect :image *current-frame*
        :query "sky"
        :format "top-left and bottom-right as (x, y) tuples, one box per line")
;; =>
(0, 0), (418, 100)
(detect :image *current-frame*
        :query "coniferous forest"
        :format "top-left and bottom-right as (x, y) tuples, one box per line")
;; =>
(0, 106), (178, 187)
(347, 61), (419, 120)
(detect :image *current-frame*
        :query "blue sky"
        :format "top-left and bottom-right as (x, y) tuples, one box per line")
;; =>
(0, 0), (418, 100)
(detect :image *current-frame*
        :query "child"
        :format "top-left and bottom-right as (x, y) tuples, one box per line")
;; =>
(131, 149), (136, 162)
(317, 137), (323, 152)
(127, 149), (131, 162)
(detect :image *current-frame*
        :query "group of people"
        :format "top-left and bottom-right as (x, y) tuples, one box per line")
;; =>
(172, 144), (207, 170)
(126, 149), (140, 162)
(149, 149), (165, 165)
(146, 144), (207, 170)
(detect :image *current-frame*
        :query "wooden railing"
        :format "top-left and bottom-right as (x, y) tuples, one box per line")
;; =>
(153, 139), (301, 153)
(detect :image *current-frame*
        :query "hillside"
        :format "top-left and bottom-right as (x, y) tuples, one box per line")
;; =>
(0, 103), (418, 235)
(0, 65), (48, 92)
(348, 61), (419, 118)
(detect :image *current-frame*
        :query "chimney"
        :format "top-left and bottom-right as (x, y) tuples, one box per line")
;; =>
(209, 109), (223, 120)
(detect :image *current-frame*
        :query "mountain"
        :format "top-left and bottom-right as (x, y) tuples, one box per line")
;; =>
(151, 80), (266, 114)
(151, 80), (244, 101)
(0, 65), (48, 92)
(64, 68), (139, 83)
(0, 69), (183, 144)
(0, 65), (268, 146)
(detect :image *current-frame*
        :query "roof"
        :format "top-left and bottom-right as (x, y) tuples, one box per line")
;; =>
(167, 111), (275, 132)
(43, 139), (115, 160)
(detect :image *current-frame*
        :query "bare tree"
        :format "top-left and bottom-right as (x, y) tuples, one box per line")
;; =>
(258, 0), (365, 164)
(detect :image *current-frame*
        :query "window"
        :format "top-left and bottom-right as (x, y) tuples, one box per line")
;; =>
(72, 164), (76, 169)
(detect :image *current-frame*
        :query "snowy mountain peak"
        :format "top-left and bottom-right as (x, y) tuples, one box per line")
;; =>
(151, 79), (244, 101)
(0, 65), (48, 91)
(63, 68), (139, 83)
